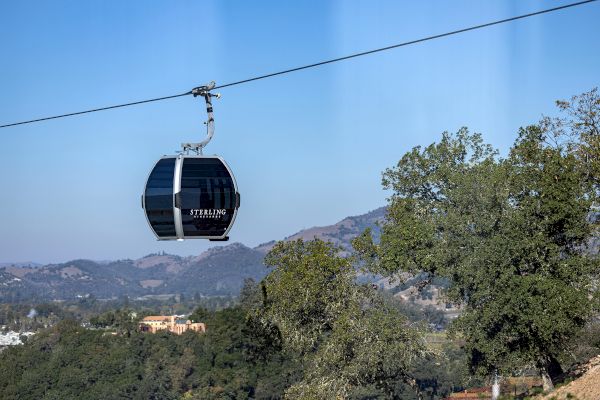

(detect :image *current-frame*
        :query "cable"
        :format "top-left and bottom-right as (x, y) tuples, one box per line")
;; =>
(1, 0), (596, 129)
(213, 0), (597, 90)
(0, 92), (192, 128)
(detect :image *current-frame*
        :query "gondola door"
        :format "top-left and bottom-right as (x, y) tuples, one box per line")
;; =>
(175, 156), (239, 240)
(143, 157), (177, 240)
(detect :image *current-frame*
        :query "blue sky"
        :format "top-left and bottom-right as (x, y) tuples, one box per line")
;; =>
(0, 1), (598, 263)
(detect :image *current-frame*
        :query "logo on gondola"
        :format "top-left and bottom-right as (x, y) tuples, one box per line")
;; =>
(189, 209), (227, 219)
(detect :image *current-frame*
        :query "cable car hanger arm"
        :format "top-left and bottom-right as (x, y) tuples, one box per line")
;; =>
(181, 81), (221, 155)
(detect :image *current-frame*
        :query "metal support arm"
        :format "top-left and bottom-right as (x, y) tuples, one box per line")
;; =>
(181, 81), (221, 154)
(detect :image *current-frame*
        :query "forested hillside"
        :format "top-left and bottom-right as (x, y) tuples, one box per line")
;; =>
(0, 291), (470, 400)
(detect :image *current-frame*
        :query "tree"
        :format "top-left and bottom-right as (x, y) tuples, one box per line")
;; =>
(285, 301), (427, 400)
(261, 239), (428, 398)
(0, 305), (300, 400)
(262, 239), (359, 354)
(239, 278), (260, 310)
(354, 120), (599, 390)
(541, 87), (600, 195)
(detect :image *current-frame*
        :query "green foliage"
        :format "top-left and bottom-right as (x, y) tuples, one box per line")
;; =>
(355, 93), (600, 387)
(260, 239), (430, 399)
(287, 302), (427, 399)
(89, 308), (138, 336)
(262, 239), (359, 353)
(0, 248), (474, 400)
(567, 320), (600, 366)
(0, 303), (71, 331)
(541, 87), (600, 195)
(0, 306), (301, 400)
(239, 278), (261, 310)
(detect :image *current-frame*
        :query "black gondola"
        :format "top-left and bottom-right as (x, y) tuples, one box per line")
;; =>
(143, 155), (240, 241)
(142, 82), (240, 241)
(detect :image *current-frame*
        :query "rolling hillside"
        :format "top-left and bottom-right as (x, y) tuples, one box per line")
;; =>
(0, 207), (386, 301)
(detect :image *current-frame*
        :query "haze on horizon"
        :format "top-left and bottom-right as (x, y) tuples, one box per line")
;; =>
(1, 1), (599, 264)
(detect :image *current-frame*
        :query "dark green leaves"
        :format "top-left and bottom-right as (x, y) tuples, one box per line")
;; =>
(359, 104), (599, 384)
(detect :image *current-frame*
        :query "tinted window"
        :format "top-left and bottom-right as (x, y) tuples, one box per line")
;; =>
(180, 158), (236, 237)
(145, 158), (176, 237)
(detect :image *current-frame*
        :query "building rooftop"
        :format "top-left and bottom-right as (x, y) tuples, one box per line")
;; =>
(141, 316), (173, 321)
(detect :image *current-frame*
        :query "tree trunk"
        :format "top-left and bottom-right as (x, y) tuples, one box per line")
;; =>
(540, 367), (554, 392)
(402, 376), (422, 400)
(491, 373), (500, 400)
(548, 354), (564, 380)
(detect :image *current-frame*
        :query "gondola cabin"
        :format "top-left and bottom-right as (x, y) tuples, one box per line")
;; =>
(142, 155), (240, 241)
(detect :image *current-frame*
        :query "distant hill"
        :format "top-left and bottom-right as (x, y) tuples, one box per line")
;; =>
(0, 262), (42, 269)
(0, 207), (386, 302)
(255, 206), (385, 253)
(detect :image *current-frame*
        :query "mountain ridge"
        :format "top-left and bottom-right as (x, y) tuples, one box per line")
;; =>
(0, 207), (386, 301)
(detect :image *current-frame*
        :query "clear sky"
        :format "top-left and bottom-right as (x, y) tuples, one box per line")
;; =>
(0, 1), (598, 264)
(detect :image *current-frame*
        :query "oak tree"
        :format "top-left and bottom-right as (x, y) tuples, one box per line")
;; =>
(355, 117), (599, 390)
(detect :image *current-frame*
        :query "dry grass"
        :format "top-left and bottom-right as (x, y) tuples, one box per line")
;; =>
(537, 356), (600, 400)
